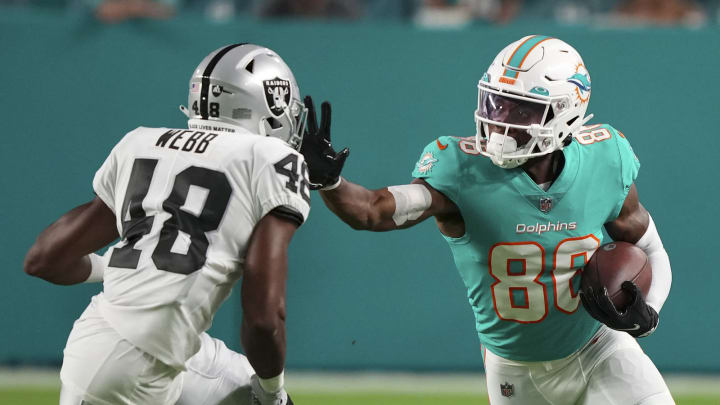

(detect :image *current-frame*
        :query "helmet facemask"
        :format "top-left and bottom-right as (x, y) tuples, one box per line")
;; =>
(258, 96), (308, 151)
(475, 80), (582, 169)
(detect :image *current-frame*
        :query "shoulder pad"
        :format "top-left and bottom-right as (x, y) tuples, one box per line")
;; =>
(576, 124), (640, 219)
(412, 135), (481, 203)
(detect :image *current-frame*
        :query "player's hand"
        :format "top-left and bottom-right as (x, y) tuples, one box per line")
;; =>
(580, 281), (659, 338)
(300, 95), (349, 190)
(250, 374), (294, 405)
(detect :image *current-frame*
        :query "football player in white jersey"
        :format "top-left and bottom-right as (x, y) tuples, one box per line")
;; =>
(24, 43), (317, 405)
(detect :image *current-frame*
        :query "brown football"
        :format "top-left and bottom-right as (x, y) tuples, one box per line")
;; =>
(581, 241), (652, 311)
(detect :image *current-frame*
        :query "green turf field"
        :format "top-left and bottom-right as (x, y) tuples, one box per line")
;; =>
(2, 387), (720, 405)
(2, 370), (719, 404)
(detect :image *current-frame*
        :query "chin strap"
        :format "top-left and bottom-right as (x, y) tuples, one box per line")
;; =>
(179, 105), (190, 118)
(581, 113), (594, 126)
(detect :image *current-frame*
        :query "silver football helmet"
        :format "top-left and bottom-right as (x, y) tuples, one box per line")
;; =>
(181, 43), (307, 150)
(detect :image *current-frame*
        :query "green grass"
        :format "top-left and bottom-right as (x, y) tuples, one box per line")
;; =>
(295, 392), (482, 404)
(2, 388), (720, 405)
(0, 387), (59, 405)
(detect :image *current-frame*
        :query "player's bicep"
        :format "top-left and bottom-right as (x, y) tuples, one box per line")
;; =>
(604, 184), (649, 243)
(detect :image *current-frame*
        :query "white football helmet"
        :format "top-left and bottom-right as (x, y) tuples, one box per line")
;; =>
(475, 35), (593, 168)
(182, 43), (307, 150)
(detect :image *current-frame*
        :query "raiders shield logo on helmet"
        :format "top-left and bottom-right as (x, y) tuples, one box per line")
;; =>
(263, 77), (291, 117)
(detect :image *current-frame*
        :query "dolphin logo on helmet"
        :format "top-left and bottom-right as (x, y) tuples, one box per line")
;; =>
(567, 64), (591, 103)
(568, 73), (591, 92)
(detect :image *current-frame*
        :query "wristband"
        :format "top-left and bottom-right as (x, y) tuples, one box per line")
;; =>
(320, 177), (342, 191)
(83, 253), (105, 283)
(258, 370), (285, 393)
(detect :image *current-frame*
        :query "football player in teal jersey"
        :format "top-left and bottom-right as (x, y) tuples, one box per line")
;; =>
(301, 36), (674, 404)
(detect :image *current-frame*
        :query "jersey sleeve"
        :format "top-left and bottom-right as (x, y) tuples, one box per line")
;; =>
(608, 126), (641, 220)
(411, 136), (462, 204)
(92, 128), (145, 214)
(251, 142), (311, 226)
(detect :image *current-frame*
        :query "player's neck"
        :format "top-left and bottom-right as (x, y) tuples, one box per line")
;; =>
(522, 150), (565, 186)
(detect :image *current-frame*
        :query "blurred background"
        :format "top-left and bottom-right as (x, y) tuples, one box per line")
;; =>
(1, 0), (719, 25)
(1, 0), (718, 402)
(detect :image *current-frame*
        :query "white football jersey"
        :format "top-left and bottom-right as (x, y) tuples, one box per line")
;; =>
(92, 126), (310, 369)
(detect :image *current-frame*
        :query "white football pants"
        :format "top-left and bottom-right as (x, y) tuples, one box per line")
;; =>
(60, 299), (255, 405)
(483, 325), (675, 405)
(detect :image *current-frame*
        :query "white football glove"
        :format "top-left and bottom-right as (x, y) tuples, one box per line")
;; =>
(250, 374), (293, 405)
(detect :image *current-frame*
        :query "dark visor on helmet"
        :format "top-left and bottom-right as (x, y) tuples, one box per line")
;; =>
(479, 92), (552, 126)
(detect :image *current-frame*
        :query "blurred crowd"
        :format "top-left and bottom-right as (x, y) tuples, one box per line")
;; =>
(0, 0), (715, 26)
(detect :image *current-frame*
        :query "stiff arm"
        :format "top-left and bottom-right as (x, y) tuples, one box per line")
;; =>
(319, 178), (461, 234)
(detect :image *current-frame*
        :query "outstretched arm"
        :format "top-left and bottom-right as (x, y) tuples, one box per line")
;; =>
(24, 197), (118, 285)
(301, 96), (458, 232)
(320, 178), (454, 231)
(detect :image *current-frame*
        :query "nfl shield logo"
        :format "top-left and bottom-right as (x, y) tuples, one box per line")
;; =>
(263, 77), (291, 117)
(500, 382), (514, 398)
(539, 197), (553, 213)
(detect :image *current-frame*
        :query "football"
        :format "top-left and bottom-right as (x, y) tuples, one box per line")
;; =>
(581, 241), (652, 311)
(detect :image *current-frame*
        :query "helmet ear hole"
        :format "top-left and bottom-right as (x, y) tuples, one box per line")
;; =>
(267, 117), (283, 129)
(566, 116), (578, 126)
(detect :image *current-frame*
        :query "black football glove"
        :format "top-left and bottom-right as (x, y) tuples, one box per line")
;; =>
(299, 95), (349, 190)
(580, 281), (659, 338)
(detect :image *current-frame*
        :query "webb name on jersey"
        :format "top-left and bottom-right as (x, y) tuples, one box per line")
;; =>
(92, 126), (310, 369)
(412, 124), (639, 362)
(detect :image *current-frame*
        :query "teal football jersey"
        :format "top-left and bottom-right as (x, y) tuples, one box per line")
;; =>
(412, 124), (640, 361)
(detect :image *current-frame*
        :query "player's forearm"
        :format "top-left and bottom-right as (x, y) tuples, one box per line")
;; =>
(241, 243), (289, 379)
(24, 206), (93, 284)
(24, 248), (92, 285)
(24, 198), (116, 285)
(319, 178), (393, 231)
(636, 215), (671, 312)
(241, 312), (286, 378)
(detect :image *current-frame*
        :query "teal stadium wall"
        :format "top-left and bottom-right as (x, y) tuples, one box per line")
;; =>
(1, 8), (717, 372)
